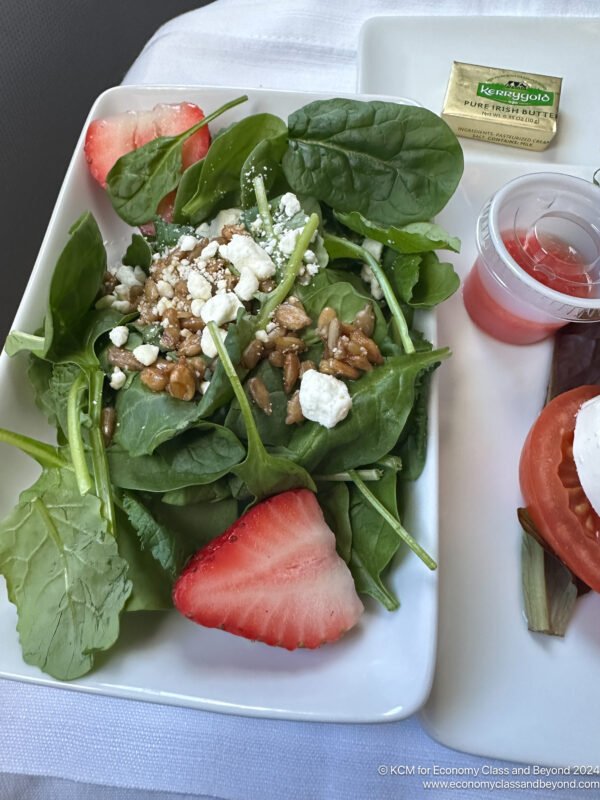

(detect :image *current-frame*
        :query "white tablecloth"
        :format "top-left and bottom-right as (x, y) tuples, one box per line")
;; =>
(3, 1), (600, 798)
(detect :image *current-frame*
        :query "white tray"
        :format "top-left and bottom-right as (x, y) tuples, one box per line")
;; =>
(360, 15), (600, 765)
(0, 84), (439, 723)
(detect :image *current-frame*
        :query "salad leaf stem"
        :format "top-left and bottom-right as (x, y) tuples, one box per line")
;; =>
(67, 371), (93, 496)
(256, 213), (320, 328)
(315, 470), (382, 482)
(253, 175), (274, 238)
(4, 332), (45, 358)
(208, 322), (315, 499)
(348, 468), (436, 570)
(0, 428), (70, 471)
(324, 233), (415, 354)
(88, 369), (116, 535)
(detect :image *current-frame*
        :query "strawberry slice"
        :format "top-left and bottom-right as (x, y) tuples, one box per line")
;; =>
(84, 102), (210, 187)
(173, 489), (364, 649)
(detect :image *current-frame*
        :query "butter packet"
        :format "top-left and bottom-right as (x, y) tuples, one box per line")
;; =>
(442, 61), (562, 151)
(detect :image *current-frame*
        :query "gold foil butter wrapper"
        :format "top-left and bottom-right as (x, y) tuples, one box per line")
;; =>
(442, 61), (562, 151)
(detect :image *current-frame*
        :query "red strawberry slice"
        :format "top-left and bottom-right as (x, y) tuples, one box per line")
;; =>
(84, 102), (210, 188)
(173, 489), (364, 650)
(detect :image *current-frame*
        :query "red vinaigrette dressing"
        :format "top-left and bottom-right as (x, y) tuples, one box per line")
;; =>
(463, 229), (594, 345)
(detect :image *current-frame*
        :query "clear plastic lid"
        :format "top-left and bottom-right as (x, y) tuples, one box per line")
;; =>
(478, 173), (600, 321)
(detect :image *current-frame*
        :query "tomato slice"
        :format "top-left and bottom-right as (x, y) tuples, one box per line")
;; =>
(520, 385), (600, 591)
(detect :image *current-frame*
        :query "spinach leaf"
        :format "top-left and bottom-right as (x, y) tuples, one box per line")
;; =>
(287, 349), (449, 472)
(394, 368), (432, 481)
(123, 233), (152, 270)
(240, 133), (289, 209)
(406, 252), (460, 308)
(225, 360), (292, 448)
(162, 478), (232, 506)
(382, 252), (421, 304)
(4, 214), (107, 362)
(173, 159), (204, 223)
(116, 507), (173, 611)
(112, 375), (205, 457)
(107, 95), (247, 225)
(0, 467), (131, 680)
(108, 423), (245, 492)
(147, 495), (239, 550)
(121, 493), (186, 580)
(44, 214), (109, 363)
(208, 322), (316, 500)
(283, 99), (463, 227)
(45, 362), (83, 437)
(335, 210), (461, 254)
(151, 219), (196, 251)
(318, 483), (352, 563)
(348, 466), (402, 610)
(182, 113), (288, 223)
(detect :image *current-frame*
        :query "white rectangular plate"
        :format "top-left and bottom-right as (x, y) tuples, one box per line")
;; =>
(360, 15), (600, 762)
(0, 85), (439, 722)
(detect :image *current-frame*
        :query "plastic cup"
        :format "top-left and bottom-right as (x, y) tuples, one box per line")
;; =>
(463, 173), (600, 345)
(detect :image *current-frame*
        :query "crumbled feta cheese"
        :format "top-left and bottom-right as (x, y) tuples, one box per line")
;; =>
(195, 222), (211, 238)
(210, 208), (241, 237)
(361, 264), (384, 300)
(219, 234), (276, 280)
(109, 325), (129, 348)
(178, 234), (198, 252)
(109, 367), (127, 391)
(234, 268), (259, 301)
(303, 249), (316, 264)
(201, 325), (227, 359)
(200, 292), (243, 326)
(114, 284), (131, 300)
(361, 237), (384, 262)
(133, 344), (159, 367)
(95, 295), (115, 310)
(190, 299), (206, 318)
(199, 380), (211, 395)
(280, 193), (302, 219)
(116, 265), (141, 287)
(156, 297), (173, 315)
(188, 271), (212, 301)
(299, 370), (352, 429)
(156, 279), (174, 299)
(250, 217), (264, 234)
(200, 240), (219, 260)
(133, 266), (147, 284)
(255, 330), (269, 343)
(180, 328), (192, 339)
(112, 300), (132, 313)
(279, 228), (302, 257)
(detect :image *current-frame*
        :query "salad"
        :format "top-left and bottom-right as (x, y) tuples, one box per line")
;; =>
(0, 93), (463, 680)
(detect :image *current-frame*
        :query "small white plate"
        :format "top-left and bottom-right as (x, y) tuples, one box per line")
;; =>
(0, 85), (439, 722)
(360, 15), (600, 763)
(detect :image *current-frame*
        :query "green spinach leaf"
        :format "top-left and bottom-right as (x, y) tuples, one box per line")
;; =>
(406, 252), (460, 308)
(318, 483), (352, 563)
(173, 159), (204, 223)
(283, 99), (463, 226)
(240, 133), (289, 209)
(348, 466), (402, 610)
(182, 113), (287, 223)
(108, 423), (245, 491)
(335, 210), (461, 254)
(287, 349), (449, 472)
(0, 467), (131, 680)
(123, 233), (152, 270)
